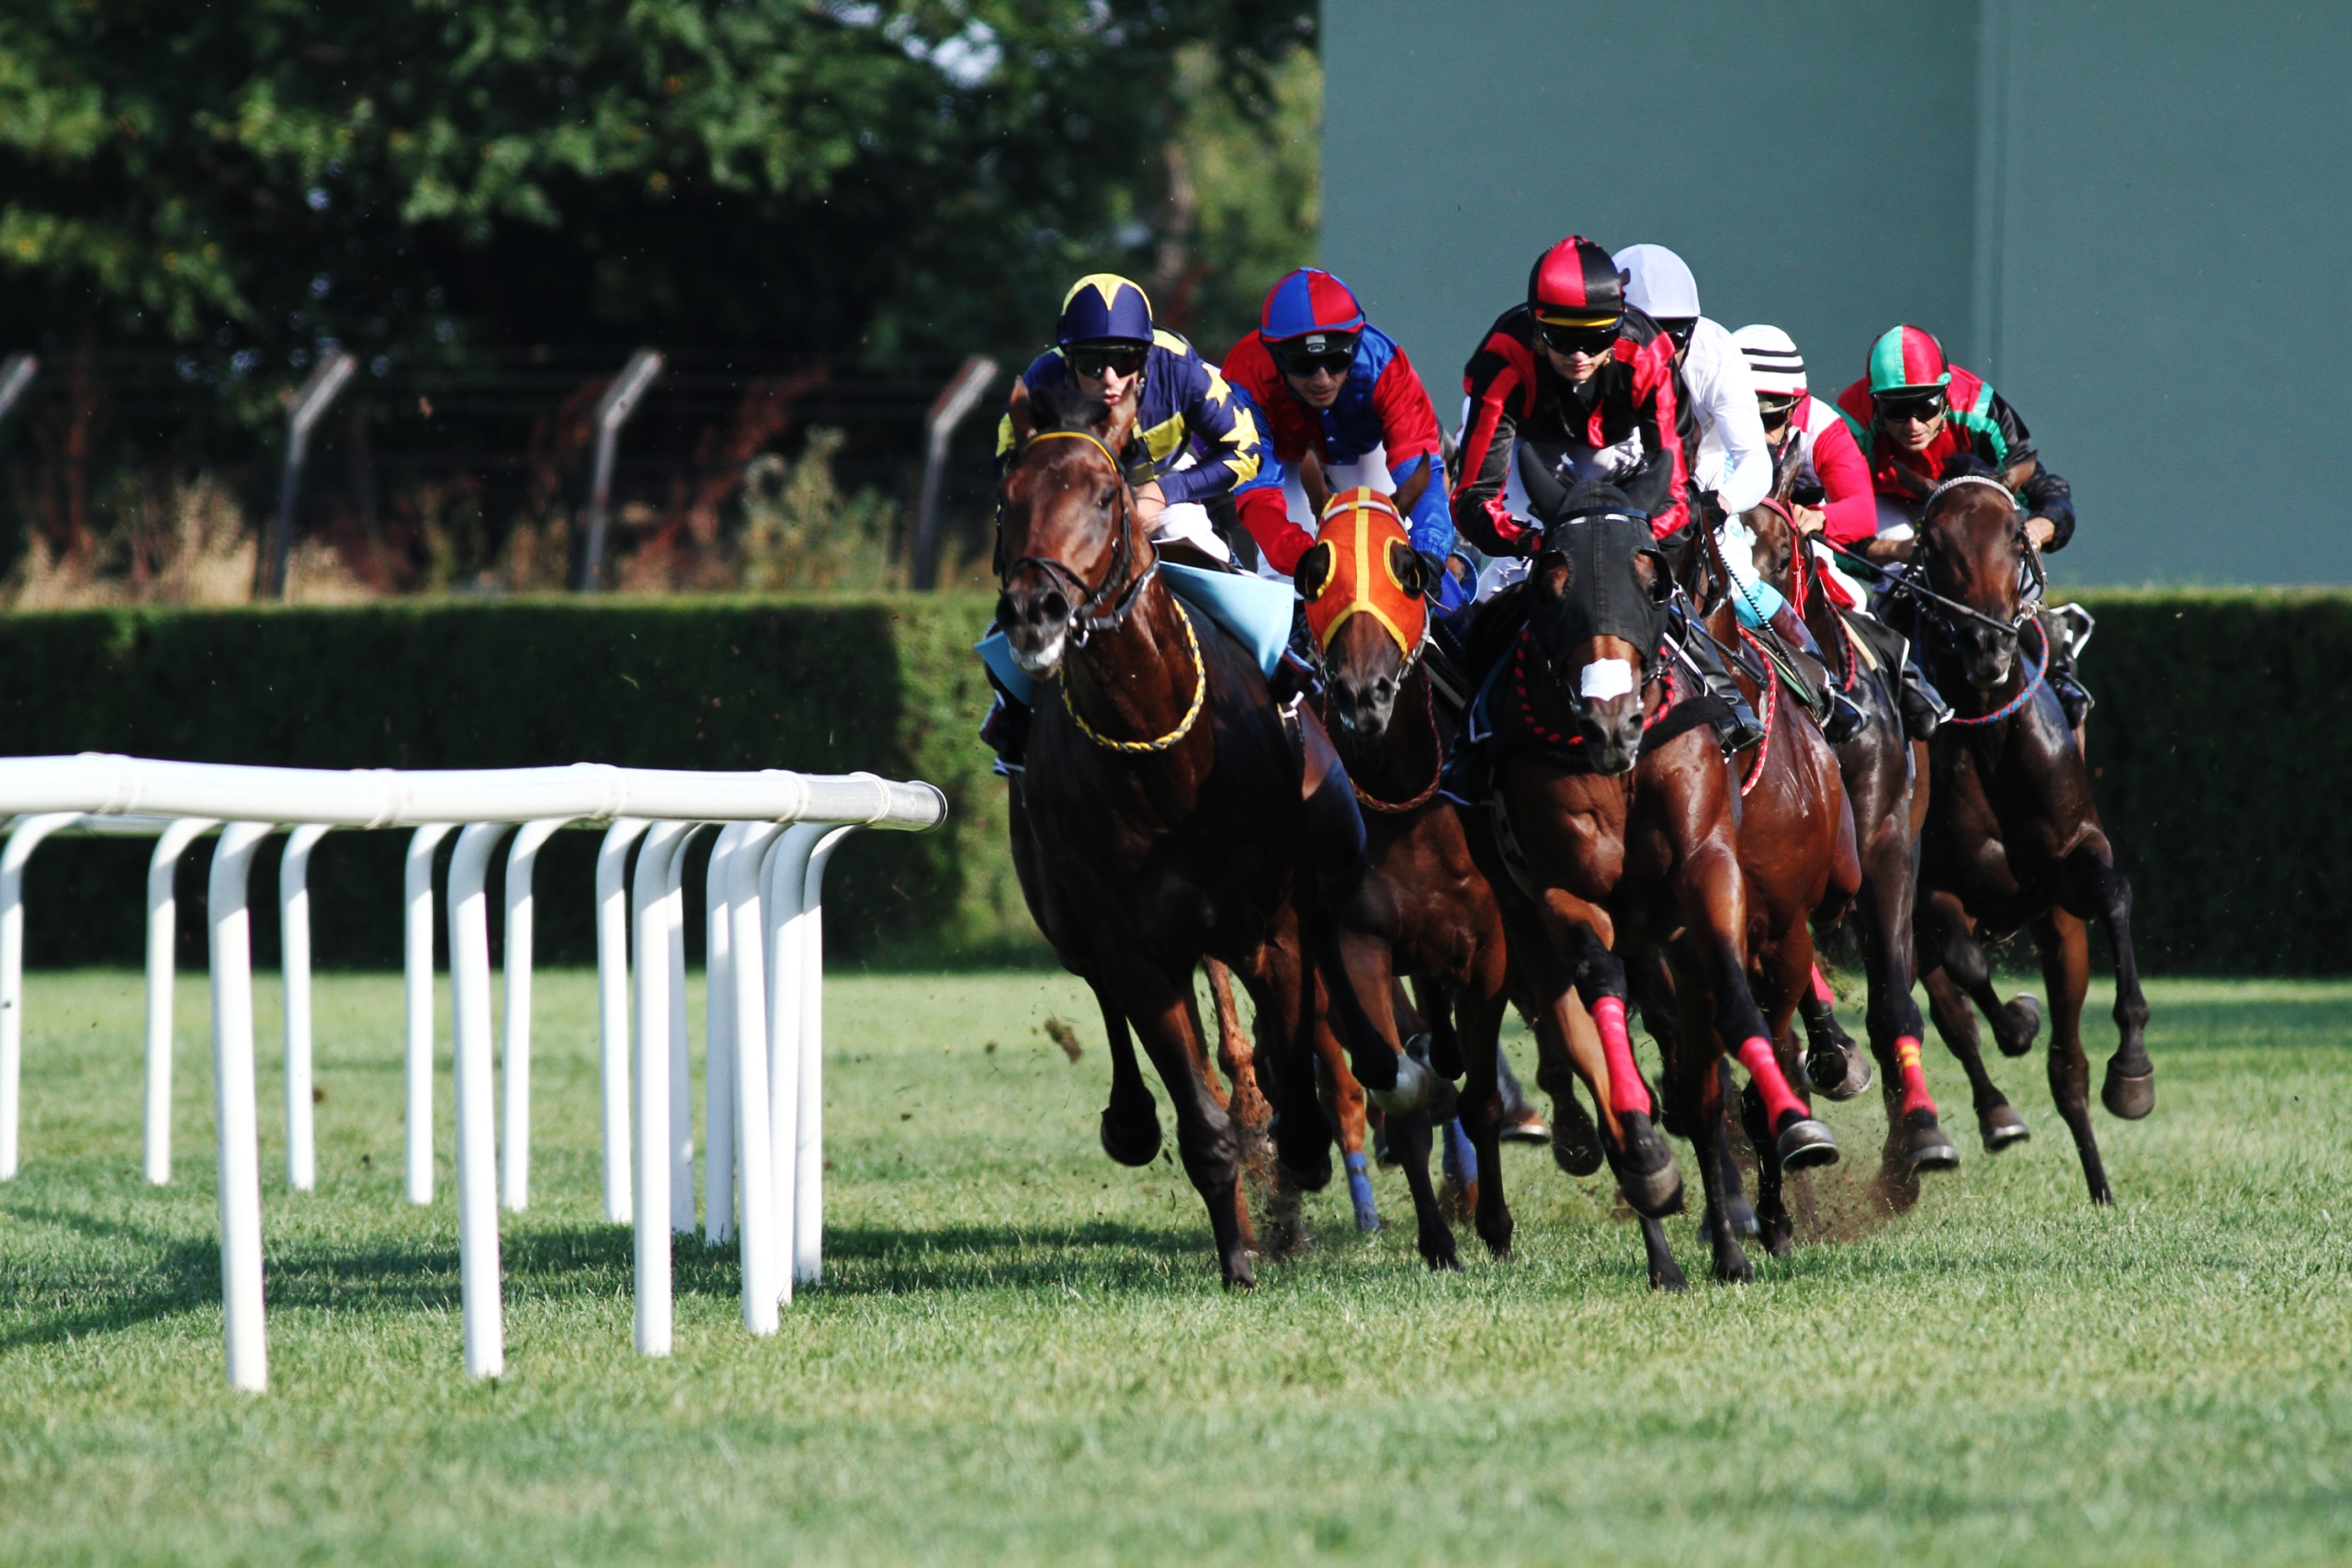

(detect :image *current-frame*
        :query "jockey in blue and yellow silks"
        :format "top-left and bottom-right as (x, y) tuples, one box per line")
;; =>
(996, 273), (1284, 566)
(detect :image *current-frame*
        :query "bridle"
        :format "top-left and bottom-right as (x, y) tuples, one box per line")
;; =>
(1301, 490), (1430, 686)
(1910, 474), (2045, 649)
(1000, 429), (1160, 645)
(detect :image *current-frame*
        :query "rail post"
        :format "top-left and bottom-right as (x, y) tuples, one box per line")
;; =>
(727, 823), (784, 1332)
(594, 818), (650, 1222)
(208, 821), (276, 1393)
(264, 352), (357, 599)
(576, 349), (663, 592)
(703, 826), (739, 1246)
(911, 355), (999, 591)
(0, 813), (77, 1180)
(793, 825), (860, 1285)
(403, 824), (453, 1204)
(278, 823), (331, 1190)
(500, 818), (567, 1212)
(664, 827), (698, 1236)
(447, 823), (509, 1378)
(630, 821), (693, 1356)
(143, 818), (216, 1184)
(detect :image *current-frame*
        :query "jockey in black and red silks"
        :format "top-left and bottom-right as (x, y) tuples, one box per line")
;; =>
(1450, 235), (1763, 753)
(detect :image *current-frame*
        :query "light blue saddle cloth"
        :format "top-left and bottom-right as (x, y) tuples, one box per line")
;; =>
(975, 562), (1295, 707)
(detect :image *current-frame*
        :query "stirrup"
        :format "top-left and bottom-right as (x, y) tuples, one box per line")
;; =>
(1899, 668), (1952, 740)
(1822, 686), (1869, 745)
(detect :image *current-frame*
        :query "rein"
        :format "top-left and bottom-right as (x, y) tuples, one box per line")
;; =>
(1350, 696), (1443, 814)
(1939, 614), (2048, 728)
(1735, 626), (1779, 796)
(1003, 429), (1160, 643)
(1058, 598), (1209, 753)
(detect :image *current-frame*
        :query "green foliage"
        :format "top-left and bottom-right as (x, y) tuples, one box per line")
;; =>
(736, 428), (904, 593)
(3, 969), (2350, 1564)
(0, 593), (1030, 968)
(0, 0), (1317, 392)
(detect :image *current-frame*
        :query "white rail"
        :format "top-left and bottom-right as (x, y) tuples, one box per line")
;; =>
(0, 755), (944, 1393)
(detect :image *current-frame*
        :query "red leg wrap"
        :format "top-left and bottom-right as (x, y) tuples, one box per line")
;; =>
(1736, 1035), (1809, 1126)
(1894, 1035), (1936, 1116)
(1810, 964), (1837, 1006)
(1592, 997), (1649, 1117)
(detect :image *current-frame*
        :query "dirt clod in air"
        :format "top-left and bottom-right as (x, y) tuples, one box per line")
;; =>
(1042, 1017), (1083, 1062)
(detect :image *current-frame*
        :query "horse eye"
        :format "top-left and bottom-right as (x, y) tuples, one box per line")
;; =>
(1099, 485), (1118, 509)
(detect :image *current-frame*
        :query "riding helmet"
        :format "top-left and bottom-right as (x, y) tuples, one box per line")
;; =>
(1057, 274), (1155, 346)
(1866, 324), (1953, 394)
(1733, 324), (1807, 397)
(1527, 236), (1624, 328)
(1612, 244), (1701, 321)
(1261, 268), (1366, 342)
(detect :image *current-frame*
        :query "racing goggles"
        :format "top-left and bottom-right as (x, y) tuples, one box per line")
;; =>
(1874, 390), (1947, 426)
(1066, 341), (1149, 380)
(1274, 332), (1361, 378)
(1536, 319), (1621, 357)
(1757, 393), (1801, 428)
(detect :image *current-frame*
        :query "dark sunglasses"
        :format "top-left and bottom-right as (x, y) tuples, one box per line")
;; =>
(1656, 318), (1698, 351)
(1757, 395), (1800, 426)
(1875, 393), (1946, 425)
(1277, 345), (1358, 378)
(1067, 343), (1148, 379)
(1538, 321), (1620, 357)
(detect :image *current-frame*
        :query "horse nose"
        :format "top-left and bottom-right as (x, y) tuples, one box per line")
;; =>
(999, 583), (1068, 632)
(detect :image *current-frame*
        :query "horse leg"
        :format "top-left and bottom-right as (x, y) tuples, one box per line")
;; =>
(1453, 981), (1517, 1260)
(2055, 842), (2154, 1119)
(1092, 986), (1163, 1167)
(1673, 951), (1750, 1285)
(1229, 923), (1322, 1258)
(1856, 833), (1959, 1179)
(1313, 1029), (1381, 1233)
(2033, 906), (2114, 1205)
(1796, 964), (1871, 1101)
(1204, 957), (1276, 1207)
(1740, 930), (1817, 1259)
(1114, 972), (1253, 1286)
(1917, 891), (2030, 1152)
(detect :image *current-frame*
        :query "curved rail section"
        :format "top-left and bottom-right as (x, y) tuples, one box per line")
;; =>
(0, 755), (945, 1393)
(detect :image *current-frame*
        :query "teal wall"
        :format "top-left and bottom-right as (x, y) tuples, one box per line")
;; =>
(1322, 0), (2352, 584)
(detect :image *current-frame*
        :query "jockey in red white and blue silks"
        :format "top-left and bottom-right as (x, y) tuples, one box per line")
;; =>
(1220, 268), (1461, 606)
(995, 273), (1283, 567)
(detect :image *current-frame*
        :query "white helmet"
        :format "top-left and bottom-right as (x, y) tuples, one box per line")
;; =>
(1732, 324), (1806, 398)
(1611, 243), (1700, 320)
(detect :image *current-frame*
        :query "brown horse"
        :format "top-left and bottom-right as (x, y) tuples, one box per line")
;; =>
(1743, 500), (1965, 1189)
(1296, 486), (1658, 1268)
(1904, 470), (2153, 1204)
(1477, 490), (1837, 1285)
(994, 389), (1432, 1285)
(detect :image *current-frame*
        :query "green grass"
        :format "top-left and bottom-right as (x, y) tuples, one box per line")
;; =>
(2, 969), (2348, 1565)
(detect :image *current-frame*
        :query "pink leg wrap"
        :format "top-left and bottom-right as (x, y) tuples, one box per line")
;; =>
(1894, 1035), (1937, 1116)
(1592, 997), (1649, 1117)
(1736, 1035), (1809, 1127)
(1810, 964), (1838, 1006)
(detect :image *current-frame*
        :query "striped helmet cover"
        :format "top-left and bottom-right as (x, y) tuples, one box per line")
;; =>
(1527, 236), (1624, 327)
(1261, 268), (1366, 341)
(1867, 324), (1952, 393)
(1299, 486), (1426, 657)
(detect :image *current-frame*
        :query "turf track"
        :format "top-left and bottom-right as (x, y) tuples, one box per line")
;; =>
(1, 969), (2347, 1565)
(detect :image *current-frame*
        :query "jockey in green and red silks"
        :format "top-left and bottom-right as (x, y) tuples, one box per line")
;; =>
(1220, 268), (1464, 607)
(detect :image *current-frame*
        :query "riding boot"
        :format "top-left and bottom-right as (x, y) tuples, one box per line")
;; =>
(1764, 604), (1869, 744)
(978, 692), (1034, 773)
(1899, 653), (1954, 740)
(1669, 605), (1768, 753)
(2041, 604), (2096, 728)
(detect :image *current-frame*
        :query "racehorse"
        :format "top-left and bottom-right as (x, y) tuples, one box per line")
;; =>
(1903, 467), (2154, 1204)
(994, 382), (1433, 1284)
(1742, 498), (1964, 1191)
(1476, 484), (1837, 1285)
(1297, 485), (1656, 1267)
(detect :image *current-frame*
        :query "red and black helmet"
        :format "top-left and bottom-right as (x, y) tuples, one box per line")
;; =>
(1527, 236), (1624, 329)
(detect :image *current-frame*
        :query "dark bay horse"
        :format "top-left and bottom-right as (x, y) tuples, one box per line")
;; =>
(1298, 486), (1657, 1268)
(1742, 499), (1965, 1190)
(1905, 470), (2153, 1204)
(1479, 493), (1836, 1285)
(995, 393), (1431, 1284)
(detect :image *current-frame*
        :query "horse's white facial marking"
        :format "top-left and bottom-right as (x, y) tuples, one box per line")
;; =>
(1580, 659), (1634, 700)
(1012, 625), (1067, 679)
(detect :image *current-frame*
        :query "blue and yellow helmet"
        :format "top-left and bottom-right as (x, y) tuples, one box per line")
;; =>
(1057, 274), (1154, 345)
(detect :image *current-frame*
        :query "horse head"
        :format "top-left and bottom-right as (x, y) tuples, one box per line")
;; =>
(1917, 462), (2037, 691)
(1523, 488), (1672, 777)
(1295, 486), (1433, 747)
(994, 385), (1145, 680)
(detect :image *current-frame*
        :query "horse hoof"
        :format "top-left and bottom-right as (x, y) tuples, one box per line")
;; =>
(1346, 1158), (1382, 1232)
(1368, 1055), (1437, 1117)
(2101, 1062), (2155, 1121)
(1806, 1040), (1875, 1102)
(1222, 1258), (1258, 1291)
(1099, 1105), (1162, 1168)
(1651, 1261), (1689, 1292)
(1980, 1101), (2031, 1151)
(1552, 1116), (1604, 1178)
(1996, 994), (2044, 1058)
(1499, 1111), (1552, 1145)
(1422, 1238), (1463, 1272)
(1611, 1112), (1685, 1218)
(1899, 1109), (1962, 1173)
(1696, 1196), (1759, 1245)
(1774, 1113), (1842, 1171)
(1714, 1253), (1754, 1286)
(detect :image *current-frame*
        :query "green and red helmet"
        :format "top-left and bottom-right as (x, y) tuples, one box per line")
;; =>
(1866, 324), (1953, 395)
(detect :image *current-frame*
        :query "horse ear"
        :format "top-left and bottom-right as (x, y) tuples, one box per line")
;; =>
(1534, 548), (1572, 604)
(1295, 541), (1333, 600)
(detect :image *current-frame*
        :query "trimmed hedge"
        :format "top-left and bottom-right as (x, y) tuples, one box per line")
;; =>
(0, 589), (2337, 974)
(0, 595), (1034, 971)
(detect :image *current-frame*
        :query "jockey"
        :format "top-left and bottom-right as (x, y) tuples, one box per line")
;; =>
(1453, 235), (1762, 753)
(1221, 268), (1466, 607)
(1833, 324), (2089, 723)
(980, 274), (1284, 768)
(994, 273), (1283, 569)
(1618, 244), (1862, 744)
(1733, 323), (1954, 739)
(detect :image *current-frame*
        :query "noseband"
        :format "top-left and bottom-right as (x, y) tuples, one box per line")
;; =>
(1001, 429), (1160, 644)
(1913, 475), (2045, 648)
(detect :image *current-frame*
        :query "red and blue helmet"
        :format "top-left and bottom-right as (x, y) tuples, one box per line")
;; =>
(1057, 274), (1155, 345)
(1866, 324), (1952, 394)
(1261, 268), (1366, 343)
(1528, 236), (1624, 328)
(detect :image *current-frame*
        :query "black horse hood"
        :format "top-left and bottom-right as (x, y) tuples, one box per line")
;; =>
(1529, 508), (1671, 671)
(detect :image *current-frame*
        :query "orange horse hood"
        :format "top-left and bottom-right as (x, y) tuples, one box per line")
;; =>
(1299, 487), (1427, 658)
